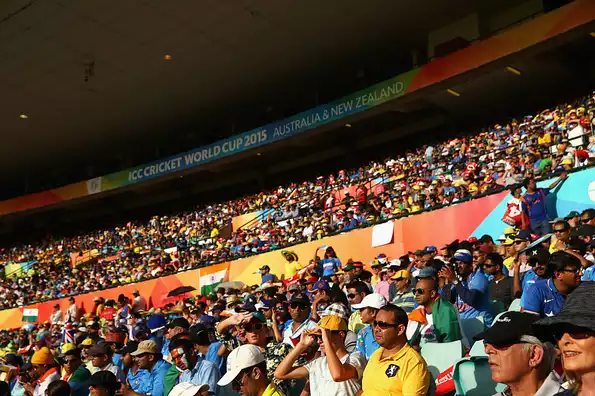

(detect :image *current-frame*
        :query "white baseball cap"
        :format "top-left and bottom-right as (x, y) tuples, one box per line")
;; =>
(217, 344), (265, 386)
(351, 293), (387, 310)
(169, 382), (210, 396)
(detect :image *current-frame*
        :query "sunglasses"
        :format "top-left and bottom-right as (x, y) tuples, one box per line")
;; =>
(559, 267), (580, 275)
(553, 228), (569, 234)
(413, 288), (427, 295)
(243, 322), (264, 333)
(483, 263), (498, 268)
(347, 293), (357, 299)
(290, 303), (309, 310)
(232, 370), (249, 388)
(581, 217), (593, 223)
(394, 278), (405, 282)
(373, 321), (399, 330)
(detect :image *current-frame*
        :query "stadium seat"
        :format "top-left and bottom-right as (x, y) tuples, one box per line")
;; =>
(452, 356), (506, 395)
(508, 299), (522, 311)
(460, 317), (485, 343)
(469, 340), (487, 357)
(421, 340), (464, 378)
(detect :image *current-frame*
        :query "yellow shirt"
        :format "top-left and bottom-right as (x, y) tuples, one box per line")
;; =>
(262, 383), (283, 396)
(538, 134), (552, 145)
(362, 344), (430, 396)
(284, 261), (303, 277)
(503, 256), (515, 271)
(348, 310), (365, 334)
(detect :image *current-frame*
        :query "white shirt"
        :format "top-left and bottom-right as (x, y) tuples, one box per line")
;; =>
(100, 362), (126, 383)
(304, 352), (367, 396)
(133, 295), (147, 312)
(282, 319), (316, 346)
(34, 369), (60, 396)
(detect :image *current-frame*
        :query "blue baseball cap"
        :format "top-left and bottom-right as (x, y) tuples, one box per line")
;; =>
(423, 246), (437, 254)
(311, 280), (330, 292)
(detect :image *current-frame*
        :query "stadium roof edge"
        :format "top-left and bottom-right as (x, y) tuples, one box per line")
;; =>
(2, 0), (595, 217)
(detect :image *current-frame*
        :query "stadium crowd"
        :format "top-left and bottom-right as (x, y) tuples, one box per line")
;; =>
(0, 202), (594, 396)
(0, 93), (594, 309)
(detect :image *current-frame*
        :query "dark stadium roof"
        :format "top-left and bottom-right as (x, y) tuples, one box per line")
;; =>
(0, 0), (522, 195)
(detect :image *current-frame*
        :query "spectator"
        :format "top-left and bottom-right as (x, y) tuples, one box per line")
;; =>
(274, 315), (366, 396)
(439, 249), (493, 326)
(484, 253), (517, 314)
(522, 251), (581, 317)
(361, 304), (430, 395)
(520, 173), (567, 235)
(46, 381), (71, 396)
(50, 304), (63, 326)
(281, 250), (302, 278)
(259, 266), (278, 284)
(23, 347), (60, 396)
(475, 312), (562, 396)
(375, 262), (399, 301)
(119, 342), (150, 394)
(132, 290), (147, 314)
(514, 248), (551, 306)
(66, 297), (79, 323)
(87, 371), (121, 396)
(389, 270), (416, 313)
(127, 340), (171, 396)
(580, 208), (595, 226)
(406, 276), (464, 348)
(88, 344), (126, 383)
(353, 293), (386, 359)
(168, 337), (220, 394)
(346, 281), (370, 334)
(534, 283), (595, 396)
(282, 292), (317, 346)
(218, 344), (282, 396)
(60, 347), (91, 396)
(313, 246), (342, 278)
(550, 220), (572, 253)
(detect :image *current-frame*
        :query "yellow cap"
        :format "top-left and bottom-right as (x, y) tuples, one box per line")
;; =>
(31, 347), (55, 365)
(79, 338), (94, 347)
(502, 239), (514, 246)
(504, 227), (516, 236)
(391, 270), (410, 280)
(317, 315), (348, 331)
(61, 343), (76, 355)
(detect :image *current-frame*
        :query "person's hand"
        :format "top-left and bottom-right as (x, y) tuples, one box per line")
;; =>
(230, 312), (252, 326)
(299, 329), (318, 348)
(21, 382), (34, 395)
(313, 293), (329, 305)
(438, 265), (456, 284)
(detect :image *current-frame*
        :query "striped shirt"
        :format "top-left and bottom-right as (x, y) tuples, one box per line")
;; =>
(392, 290), (416, 313)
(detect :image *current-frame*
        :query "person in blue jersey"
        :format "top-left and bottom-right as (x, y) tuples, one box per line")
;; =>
(120, 342), (150, 394)
(439, 249), (493, 326)
(520, 173), (567, 235)
(313, 245), (342, 279)
(189, 323), (225, 375)
(522, 251), (581, 317)
(513, 248), (551, 306)
(124, 340), (171, 396)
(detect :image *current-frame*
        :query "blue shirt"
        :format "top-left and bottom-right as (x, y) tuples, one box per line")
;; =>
(146, 359), (171, 396)
(582, 266), (595, 282)
(178, 354), (220, 395)
(127, 368), (151, 393)
(112, 353), (123, 370)
(521, 278), (566, 317)
(206, 341), (225, 374)
(355, 324), (380, 360)
(316, 257), (342, 277)
(456, 270), (493, 325)
(521, 188), (550, 223)
(520, 269), (545, 306)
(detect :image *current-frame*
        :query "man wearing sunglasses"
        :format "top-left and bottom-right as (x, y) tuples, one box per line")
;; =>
(407, 276), (464, 349)
(361, 304), (430, 395)
(123, 340), (171, 396)
(580, 208), (595, 226)
(522, 251), (581, 317)
(60, 347), (92, 396)
(474, 312), (562, 396)
(483, 253), (517, 314)
(550, 220), (572, 254)
(218, 344), (282, 396)
(346, 281), (370, 334)
(282, 293), (316, 347)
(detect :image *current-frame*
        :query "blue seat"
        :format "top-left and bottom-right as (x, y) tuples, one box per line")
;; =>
(460, 317), (485, 342)
(509, 298), (522, 311)
(452, 356), (506, 396)
(421, 340), (463, 378)
(469, 340), (487, 357)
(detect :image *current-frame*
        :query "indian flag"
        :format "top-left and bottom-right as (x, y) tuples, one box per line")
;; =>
(199, 263), (229, 295)
(22, 308), (38, 323)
